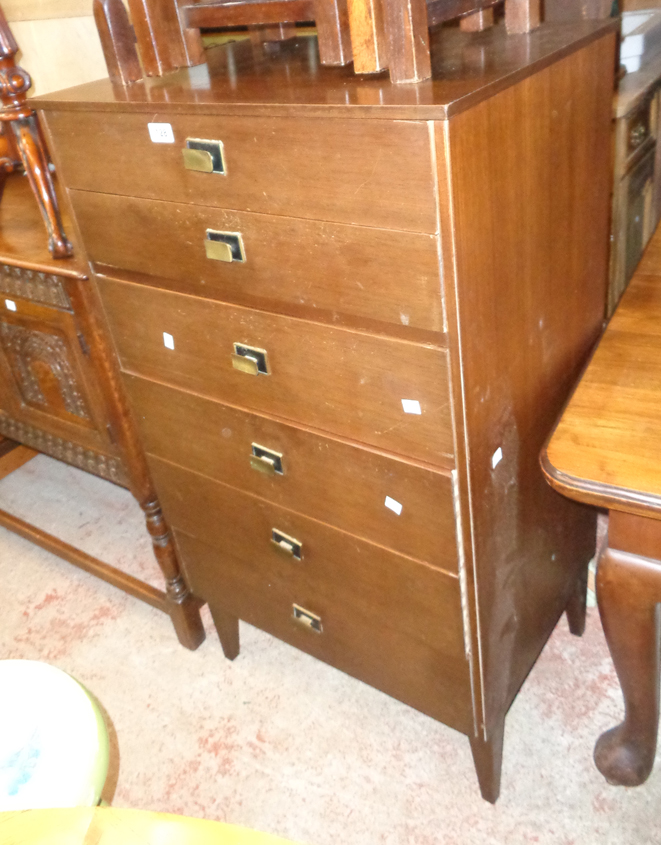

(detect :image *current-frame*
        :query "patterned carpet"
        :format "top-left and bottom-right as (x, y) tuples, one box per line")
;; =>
(0, 455), (659, 844)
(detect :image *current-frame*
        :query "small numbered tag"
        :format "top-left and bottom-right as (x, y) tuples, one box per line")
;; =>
(148, 123), (175, 144)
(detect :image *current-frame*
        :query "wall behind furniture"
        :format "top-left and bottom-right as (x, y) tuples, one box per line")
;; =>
(4, 0), (109, 97)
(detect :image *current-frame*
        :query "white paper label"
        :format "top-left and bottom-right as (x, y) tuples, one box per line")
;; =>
(163, 332), (175, 350)
(492, 447), (503, 469)
(148, 123), (175, 144)
(4, 299), (16, 311)
(384, 496), (403, 516)
(401, 399), (421, 415)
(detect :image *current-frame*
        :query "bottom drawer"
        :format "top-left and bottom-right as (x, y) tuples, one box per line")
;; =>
(159, 458), (474, 734)
(176, 530), (473, 735)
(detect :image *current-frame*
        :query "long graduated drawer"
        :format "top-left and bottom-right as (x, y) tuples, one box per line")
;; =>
(98, 277), (454, 465)
(46, 112), (437, 232)
(124, 373), (458, 573)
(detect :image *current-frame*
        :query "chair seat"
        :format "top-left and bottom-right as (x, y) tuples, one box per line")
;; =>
(0, 660), (108, 810)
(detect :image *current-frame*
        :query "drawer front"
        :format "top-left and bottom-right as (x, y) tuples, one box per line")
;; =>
(154, 455), (464, 657)
(125, 374), (458, 573)
(99, 278), (454, 465)
(175, 528), (473, 735)
(46, 111), (437, 233)
(71, 191), (444, 333)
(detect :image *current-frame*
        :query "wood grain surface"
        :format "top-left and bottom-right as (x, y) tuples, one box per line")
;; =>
(544, 225), (661, 516)
(124, 373), (458, 573)
(70, 190), (444, 332)
(175, 527), (474, 733)
(32, 20), (617, 120)
(45, 112), (437, 233)
(98, 276), (455, 466)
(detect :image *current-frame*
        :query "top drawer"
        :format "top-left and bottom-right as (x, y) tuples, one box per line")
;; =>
(44, 112), (438, 233)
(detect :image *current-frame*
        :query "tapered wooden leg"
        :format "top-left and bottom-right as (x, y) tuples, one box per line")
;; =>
(469, 719), (505, 803)
(565, 565), (589, 636)
(594, 546), (661, 786)
(209, 605), (240, 661)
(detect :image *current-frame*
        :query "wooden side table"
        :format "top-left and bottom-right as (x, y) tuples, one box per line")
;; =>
(0, 174), (204, 651)
(542, 223), (661, 786)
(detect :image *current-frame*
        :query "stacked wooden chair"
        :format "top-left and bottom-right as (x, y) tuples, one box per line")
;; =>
(96, 0), (540, 85)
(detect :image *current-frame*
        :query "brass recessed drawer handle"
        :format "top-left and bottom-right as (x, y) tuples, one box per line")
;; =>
(232, 343), (269, 375)
(205, 229), (245, 263)
(271, 529), (302, 560)
(182, 138), (226, 174)
(292, 604), (322, 633)
(250, 443), (284, 476)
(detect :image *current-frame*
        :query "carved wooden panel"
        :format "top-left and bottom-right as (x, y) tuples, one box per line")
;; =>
(0, 412), (127, 484)
(0, 264), (71, 309)
(0, 321), (91, 420)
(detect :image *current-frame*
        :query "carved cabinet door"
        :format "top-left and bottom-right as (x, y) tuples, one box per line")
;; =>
(0, 290), (116, 457)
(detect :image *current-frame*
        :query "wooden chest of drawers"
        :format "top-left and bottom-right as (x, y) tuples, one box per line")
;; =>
(36, 19), (617, 801)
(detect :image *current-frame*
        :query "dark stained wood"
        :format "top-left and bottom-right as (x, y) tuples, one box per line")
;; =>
(126, 0), (203, 77)
(542, 222), (661, 788)
(98, 276), (454, 466)
(504, 0), (540, 34)
(182, 0), (314, 27)
(93, 0), (143, 86)
(70, 190), (444, 333)
(151, 454), (465, 658)
(460, 7), (494, 32)
(44, 111), (437, 234)
(314, 0), (353, 65)
(0, 174), (204, 651)
(381, 0), (431, 83)
(469, 718), (504, 803)
(0, 505), (168, 611)
(0, 439), (37, 480)
(39, 21), (617, 799)
(438, 30), (615, 742)
(176, 528), (474, 734)
(123, 373), (459, 573)
(32, 20), (618, 121)
(0, 7), (72, 259)
(427, 0), (499, 28)
(209, 605), (240, 660)
(594, 540), (661, 786)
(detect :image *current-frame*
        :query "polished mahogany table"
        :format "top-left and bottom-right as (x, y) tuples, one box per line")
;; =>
(543, 223), (661, 787)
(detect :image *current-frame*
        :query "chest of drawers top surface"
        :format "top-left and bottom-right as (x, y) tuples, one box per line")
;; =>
(34, 20), (615, 121)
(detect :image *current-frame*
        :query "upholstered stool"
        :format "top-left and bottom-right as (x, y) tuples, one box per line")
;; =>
(0, 660), (109, 810)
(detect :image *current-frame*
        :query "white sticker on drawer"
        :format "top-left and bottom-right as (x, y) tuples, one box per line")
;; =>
(4, 299), (16, 311)
(401, 399), (421, 415)
(163, 332), (175, 350)
(384, 496), (403, 515)
(492, 447), (503, 469)
(148, 123), (175, 144)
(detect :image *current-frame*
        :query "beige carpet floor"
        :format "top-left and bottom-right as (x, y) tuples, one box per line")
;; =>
(0, 454), (659, 844)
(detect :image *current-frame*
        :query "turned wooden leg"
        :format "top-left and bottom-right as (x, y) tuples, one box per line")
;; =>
(594, 545), (661, 786)
(209, 605), (240, 661)
(565, 564), (589, 636)
(142, 499), (206, 650)
(469, 718), (505, 803)
(9, 116), (73, 259)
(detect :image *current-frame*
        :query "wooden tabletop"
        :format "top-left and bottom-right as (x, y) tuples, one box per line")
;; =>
(542, 222), (661, 518)
(0, 807), (300, 844)
(0, 174), (83, 278)
(33, 19), (617, 121)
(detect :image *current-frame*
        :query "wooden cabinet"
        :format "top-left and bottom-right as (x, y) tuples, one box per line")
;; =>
(36, 19), (617, 801)
(0, 176), (204, 649)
